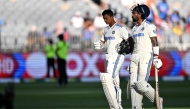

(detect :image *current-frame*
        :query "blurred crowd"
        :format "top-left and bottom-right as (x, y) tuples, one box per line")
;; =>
(91, 0), (190, 51)
(1, 0), (190, 52)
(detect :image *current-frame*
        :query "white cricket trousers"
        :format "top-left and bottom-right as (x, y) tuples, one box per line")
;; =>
(100, 53), (125, 109)
(129, 52), (154, 109)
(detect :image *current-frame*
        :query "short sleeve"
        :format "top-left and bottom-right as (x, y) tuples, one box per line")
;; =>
(131, 27), (135, 38)
(120, 27), (129, 39)
(148, 24), (157, 37)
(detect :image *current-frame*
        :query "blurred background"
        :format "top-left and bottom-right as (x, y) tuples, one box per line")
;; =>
(0, 0), (189, 109)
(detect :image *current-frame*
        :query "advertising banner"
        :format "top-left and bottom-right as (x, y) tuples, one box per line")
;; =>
(0, 51), (189, 78)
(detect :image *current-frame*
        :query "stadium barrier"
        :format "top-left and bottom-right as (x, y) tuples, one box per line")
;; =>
(0, 51), (189, 82)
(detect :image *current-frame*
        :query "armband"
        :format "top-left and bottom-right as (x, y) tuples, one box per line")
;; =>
(153, 46), (159, 55)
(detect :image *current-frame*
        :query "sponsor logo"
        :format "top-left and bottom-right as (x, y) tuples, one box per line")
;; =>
(106, 36), (115, 40)
(133, 33), (144, 37)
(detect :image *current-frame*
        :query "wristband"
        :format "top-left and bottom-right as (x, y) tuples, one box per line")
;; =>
(153, 46), (159, 55)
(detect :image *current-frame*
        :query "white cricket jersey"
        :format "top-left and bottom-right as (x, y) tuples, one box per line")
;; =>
(100, 23), (129, 54)
(132, 19), (157, 54)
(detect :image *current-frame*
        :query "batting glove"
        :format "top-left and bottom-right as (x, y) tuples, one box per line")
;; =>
(94, 40), (104, 50)
(153, 56), (163, 69)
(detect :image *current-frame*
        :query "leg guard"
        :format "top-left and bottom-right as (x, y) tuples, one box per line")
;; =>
(114, 75), (123, 109)
(100, 73), (119, 109)
(130, 73), (143, 109)
(130, 88), (143, 109)
(134, 81), (155, 103)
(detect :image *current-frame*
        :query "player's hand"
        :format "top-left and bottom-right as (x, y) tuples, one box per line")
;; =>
(153, 56), (162, 69)
(94, 40), (103, 50)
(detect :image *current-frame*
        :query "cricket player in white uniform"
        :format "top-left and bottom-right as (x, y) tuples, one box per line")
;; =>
(129, 4), (163, 109)
(94, 9), (132, 109)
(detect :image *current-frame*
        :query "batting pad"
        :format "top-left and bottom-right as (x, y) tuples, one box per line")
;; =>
(113, 76), (123, 109)
(130, 88), (143, 109)
(134, 81), (155, 103)
(100, 73), (120, 109)
(114, 76), (121, 102)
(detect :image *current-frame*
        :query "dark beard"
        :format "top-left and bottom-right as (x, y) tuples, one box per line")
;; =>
(132, 17), (137, 22)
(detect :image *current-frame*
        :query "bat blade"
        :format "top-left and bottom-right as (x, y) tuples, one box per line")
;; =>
(155, 81), (160, 109)
(155, 68), (162, 109)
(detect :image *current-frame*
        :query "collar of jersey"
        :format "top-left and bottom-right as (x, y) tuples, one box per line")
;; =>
(109, 23), (117, 29)
(136, 19), (146, 27)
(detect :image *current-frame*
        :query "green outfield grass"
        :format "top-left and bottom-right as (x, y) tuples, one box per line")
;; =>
(0, 80), (190, 109)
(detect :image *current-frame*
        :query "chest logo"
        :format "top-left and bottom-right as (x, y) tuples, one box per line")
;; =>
(141, 27), (144, 31)
(112, 31), (115, 34)
(153, 30), (156, 34)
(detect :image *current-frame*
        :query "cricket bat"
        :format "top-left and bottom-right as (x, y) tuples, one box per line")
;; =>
(155, 68), (161, 109)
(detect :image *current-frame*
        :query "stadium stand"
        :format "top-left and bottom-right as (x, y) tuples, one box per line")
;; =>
(0, 0), (189, 52)
(0, 0), (99, 52)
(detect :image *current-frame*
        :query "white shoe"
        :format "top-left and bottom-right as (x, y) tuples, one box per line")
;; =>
(159, 97), (163, 109)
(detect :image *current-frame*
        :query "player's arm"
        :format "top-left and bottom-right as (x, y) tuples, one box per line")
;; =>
(121, 27), (134, 53)
(149, 25), (162, 69)
(119, 27), (133, 54)
(94, 29), (106, 50)
(148, 24), (159, 57)
(100, 40), (105, 45)
(150, 37), (159, 57)
(127, 35), (134, 53)
(150, 36), (162, 69)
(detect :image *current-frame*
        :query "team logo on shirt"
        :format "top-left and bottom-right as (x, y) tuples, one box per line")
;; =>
(153, 30), (156, 34)
(112, 31), (115, 34)
(141, 27), (144, 31)
(128, 33), (131, 37)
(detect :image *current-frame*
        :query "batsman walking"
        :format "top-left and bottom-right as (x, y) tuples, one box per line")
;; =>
(128, 4), (163, 109)
(94, 9), (132, 109)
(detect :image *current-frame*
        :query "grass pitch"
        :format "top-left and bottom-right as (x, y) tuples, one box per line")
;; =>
(0, 80), (190, 109)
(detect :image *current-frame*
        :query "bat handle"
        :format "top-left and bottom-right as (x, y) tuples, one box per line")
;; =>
(155, 68), (159, 82)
